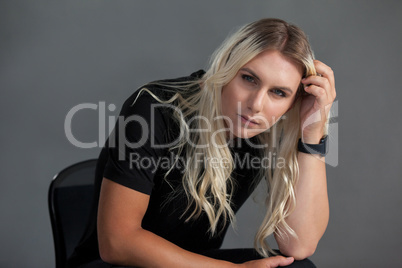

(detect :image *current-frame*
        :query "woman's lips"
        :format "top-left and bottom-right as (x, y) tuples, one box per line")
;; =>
(239, 114), (259, 126)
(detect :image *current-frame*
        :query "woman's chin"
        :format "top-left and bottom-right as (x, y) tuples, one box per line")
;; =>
(229, 128), (261, 139)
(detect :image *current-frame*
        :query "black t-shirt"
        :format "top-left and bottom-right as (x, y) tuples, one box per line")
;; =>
(69, 70), (262, 267)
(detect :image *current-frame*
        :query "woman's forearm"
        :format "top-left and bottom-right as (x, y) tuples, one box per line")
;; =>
(99, 226), (237, 268)
(279, 57), (335, 259)
(275, 151), (329, 260)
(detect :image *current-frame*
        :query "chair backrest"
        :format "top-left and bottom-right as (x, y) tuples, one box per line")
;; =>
(48, 159), (98, 268)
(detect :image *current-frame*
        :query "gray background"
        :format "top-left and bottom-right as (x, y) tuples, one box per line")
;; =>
(1, 1), (401, 267)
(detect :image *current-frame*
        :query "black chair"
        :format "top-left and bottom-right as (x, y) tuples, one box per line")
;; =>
(48, 159), (98, 268)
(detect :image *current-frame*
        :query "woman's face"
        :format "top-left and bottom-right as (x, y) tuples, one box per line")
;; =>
(221, 50), (303, 139)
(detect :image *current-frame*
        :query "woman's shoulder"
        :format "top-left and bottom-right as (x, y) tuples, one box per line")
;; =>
(141, 69), (205, 99)
(153, 69), (205, 85)
(119, 70), (204, 112)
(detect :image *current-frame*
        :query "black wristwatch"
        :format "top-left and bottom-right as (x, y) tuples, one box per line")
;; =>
(298, 135), (328, 157)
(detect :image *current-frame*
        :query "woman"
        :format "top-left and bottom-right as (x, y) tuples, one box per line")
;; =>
(69, 18), (336, 268)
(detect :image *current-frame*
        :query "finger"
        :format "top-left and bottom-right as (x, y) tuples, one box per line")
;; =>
(302, 75), (334, 101)
(313, 60), (336, 96)
(303, 84), (329, 108)
(301, 75), (328, 89)
(265, 256), (294, 267)
(313, 60), (334, 82)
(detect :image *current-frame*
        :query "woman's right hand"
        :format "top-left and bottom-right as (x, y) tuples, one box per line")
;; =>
(240, 256), (294, 268)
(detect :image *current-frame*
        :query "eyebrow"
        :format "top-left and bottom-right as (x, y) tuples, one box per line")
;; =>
(240, 67), (295, 94)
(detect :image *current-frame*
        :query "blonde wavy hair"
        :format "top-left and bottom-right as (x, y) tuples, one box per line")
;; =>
(136, 18), (318, 257)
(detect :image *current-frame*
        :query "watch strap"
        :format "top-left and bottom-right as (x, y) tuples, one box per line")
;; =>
(298, 135), (328, 157)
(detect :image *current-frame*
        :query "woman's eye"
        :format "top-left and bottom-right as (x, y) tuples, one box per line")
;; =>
(242, 74), (256, 84)
(271, 89), (286, 97)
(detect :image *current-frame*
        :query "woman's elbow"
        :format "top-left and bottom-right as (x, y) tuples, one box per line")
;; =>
(98, 235), (125, 265)
(291, 246), (316, 260)
(279, 243), (317, 260)
(99, 241), (116, 264)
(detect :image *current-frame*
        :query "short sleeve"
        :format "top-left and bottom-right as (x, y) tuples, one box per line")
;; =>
(103, 89), (172, 195)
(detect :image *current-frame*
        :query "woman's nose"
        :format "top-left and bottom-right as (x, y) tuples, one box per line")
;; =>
(247, 90), (265, 113)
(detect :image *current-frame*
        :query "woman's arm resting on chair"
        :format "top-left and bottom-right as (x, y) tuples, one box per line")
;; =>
(97, 178), (233, 268)
(98, 178), (294, 268)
